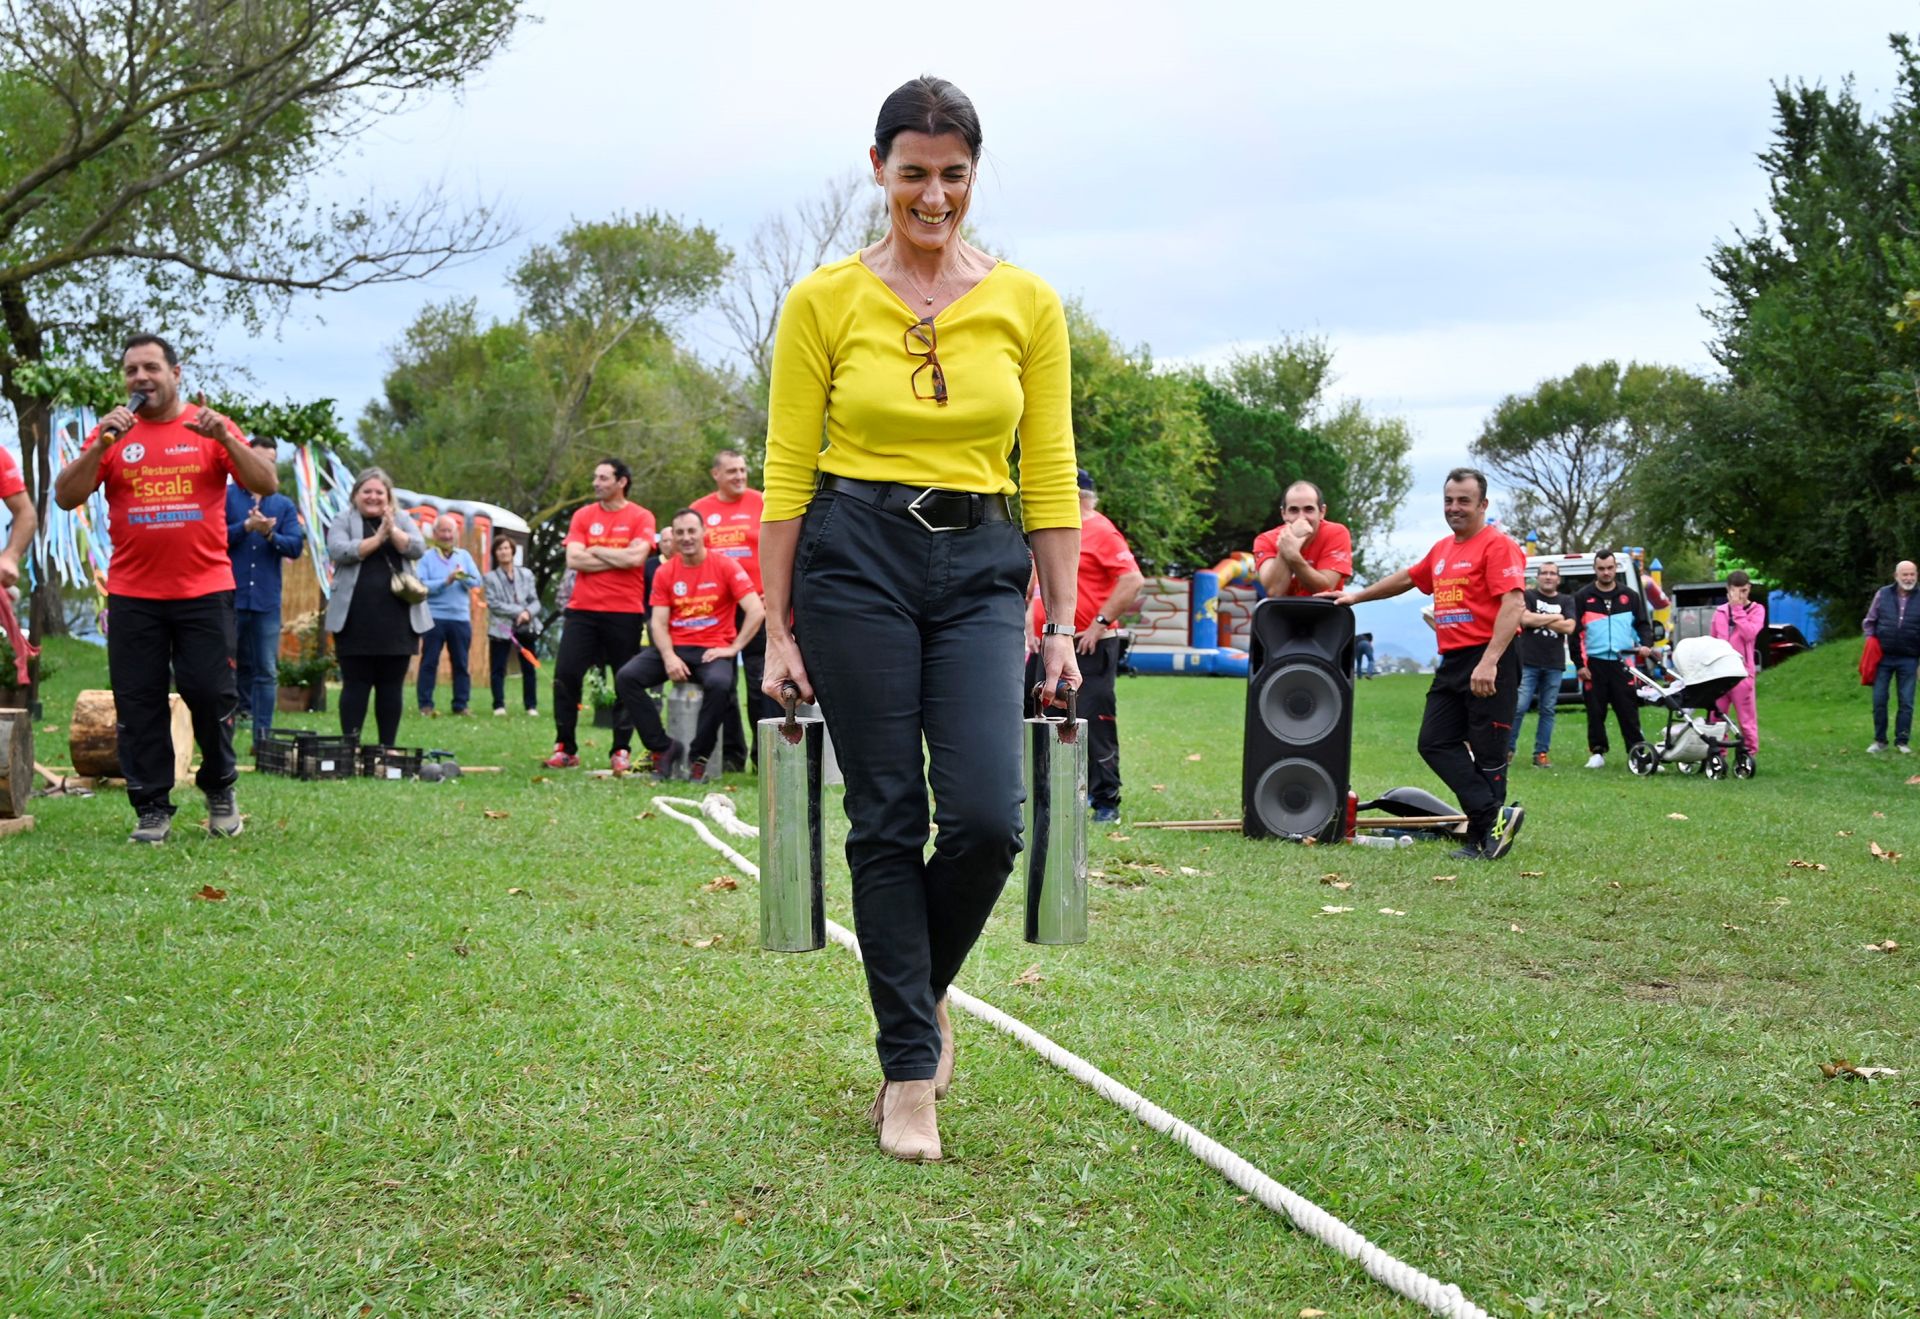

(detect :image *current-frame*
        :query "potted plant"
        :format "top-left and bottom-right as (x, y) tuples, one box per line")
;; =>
(584, 665), (619, 729)
(0, 634), (56, 717)
(276, 611), (334, 713)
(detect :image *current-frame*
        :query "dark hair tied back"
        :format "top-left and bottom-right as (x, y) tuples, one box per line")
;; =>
(875, 76), (982, 161)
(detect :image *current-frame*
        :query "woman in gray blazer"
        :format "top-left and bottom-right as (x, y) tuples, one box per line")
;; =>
(482, 535), (542, 715)
(326, 467), (429, 746)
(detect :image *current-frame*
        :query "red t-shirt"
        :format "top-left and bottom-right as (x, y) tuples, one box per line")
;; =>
(0, 445), (24, 501)
(86, 406), (241, 600)
(1032, 509), (1137, 634)
(1406, 525), (1527, 652)
(563, 500), (655, 613)
(1252, 518), (1354, 596)
(650, 551), (755, 649)
(690, 488), (764, 592)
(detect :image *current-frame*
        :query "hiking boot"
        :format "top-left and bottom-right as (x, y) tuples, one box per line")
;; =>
(205, 787), (243, 838)
(1532, 751), (1551, 768)
(129, 810), (172, 845)
(609, 748), (632, 776)
(651, 739), (685, 781)
(1483, 803), (1525, 861)
(543, 744), (580, 769)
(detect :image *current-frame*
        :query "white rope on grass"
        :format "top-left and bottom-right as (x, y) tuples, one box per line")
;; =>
(652, 793), (1493, 1319)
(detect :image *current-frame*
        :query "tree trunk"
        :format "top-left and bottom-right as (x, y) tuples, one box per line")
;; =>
(0, 705), (30, 818)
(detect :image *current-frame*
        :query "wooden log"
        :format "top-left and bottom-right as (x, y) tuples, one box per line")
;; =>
(0, 708), (31, 818)
(69, 689), (195, 784)
(0, 814), (34, 837)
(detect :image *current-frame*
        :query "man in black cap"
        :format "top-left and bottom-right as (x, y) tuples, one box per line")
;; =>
(1028, 469), (1143, 822)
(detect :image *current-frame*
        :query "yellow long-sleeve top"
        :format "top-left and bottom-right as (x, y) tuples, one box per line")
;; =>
(762, 253), (1080, 531)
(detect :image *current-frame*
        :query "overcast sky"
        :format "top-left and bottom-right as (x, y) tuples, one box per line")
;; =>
(213, 0), (1920, 562)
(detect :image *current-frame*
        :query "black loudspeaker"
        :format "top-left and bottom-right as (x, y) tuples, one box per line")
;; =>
(1242, 598), (1356, 841)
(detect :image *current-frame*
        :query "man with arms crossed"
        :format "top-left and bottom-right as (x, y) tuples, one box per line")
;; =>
(1028, 469), (1144, 823)
(55, 334), (279, 843)
(1336, 468), (1527, 860)
(546, 458), (655, 772)
(615, 509), (764, 782)
(1571, 548), (1652, 770)
(1254, 480), (1353, 599)
(1509, 560), (1576, 767)
(691, 447), (769, 772)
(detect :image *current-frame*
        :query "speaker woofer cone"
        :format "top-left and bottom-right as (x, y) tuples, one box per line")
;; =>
(1250, 758), (1340, 837)
(1255, 660), (1342, 743)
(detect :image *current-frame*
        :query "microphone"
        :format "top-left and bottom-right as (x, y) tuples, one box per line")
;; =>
(102, 390), (149, 439)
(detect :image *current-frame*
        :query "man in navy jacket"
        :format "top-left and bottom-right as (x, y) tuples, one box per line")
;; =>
(225, 438), (305, 738)
(1865, 559), (1920, 754)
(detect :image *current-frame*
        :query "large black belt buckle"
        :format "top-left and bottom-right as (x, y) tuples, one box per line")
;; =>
(906, 486), (966, 533)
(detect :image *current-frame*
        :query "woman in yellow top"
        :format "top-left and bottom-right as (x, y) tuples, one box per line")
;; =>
(761, 76), (1082, 1163)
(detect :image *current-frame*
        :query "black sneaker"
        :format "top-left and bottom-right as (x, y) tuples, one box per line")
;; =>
(1448, 841), (1487, 862)
(129, 810), (172, 845)
(1483, 803), (1525, 861)
(206, 787), (243, 838)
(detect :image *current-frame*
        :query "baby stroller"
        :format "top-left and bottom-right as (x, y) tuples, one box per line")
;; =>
(1624, 636), (1754, 779)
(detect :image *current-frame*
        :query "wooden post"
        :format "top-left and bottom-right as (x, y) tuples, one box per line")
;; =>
(0, 707), (31, 818)
(69, 689), (194, 783)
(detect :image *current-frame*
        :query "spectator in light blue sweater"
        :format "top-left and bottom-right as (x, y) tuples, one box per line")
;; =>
(417, 516), (481, 716)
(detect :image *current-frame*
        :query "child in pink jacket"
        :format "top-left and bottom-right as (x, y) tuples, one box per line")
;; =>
(1711, 570), (1765, 755)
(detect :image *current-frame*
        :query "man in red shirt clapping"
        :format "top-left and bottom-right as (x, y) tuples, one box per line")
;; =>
(616, 508), (765, 781)
(54, 335), (280, 844)
(1336, 468), (1527, 861)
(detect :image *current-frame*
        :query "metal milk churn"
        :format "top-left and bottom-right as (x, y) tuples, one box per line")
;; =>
(1023, 682), (1088, 945)
(758, 682), (826, 952)
(665, 684), (705, 779)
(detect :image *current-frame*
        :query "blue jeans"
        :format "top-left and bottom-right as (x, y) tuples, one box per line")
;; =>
(1509, 664), (1561, 758)
(418, 618), (472, 712)
(1873, 655), (1917, 745)
(234, 607), (281, 734)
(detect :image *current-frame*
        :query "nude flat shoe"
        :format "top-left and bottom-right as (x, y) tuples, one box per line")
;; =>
(934, 995), (955, 1100)
(869, 1079), (941, 1162)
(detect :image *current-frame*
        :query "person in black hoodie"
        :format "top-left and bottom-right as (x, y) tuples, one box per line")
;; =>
(1571, 549), (1652, 770)
(1864, 559), (1919, 754)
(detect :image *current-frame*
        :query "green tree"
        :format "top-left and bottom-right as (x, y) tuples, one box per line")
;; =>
(0, 0), (523, 633)
(1064, 303), (1213, 569)
(1472, 360), (1707, 553)
(1660, 35), (1920, 622)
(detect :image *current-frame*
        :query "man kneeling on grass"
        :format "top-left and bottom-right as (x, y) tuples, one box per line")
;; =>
(1335, 467), (1527, 861)
(615, 508), (764, 781)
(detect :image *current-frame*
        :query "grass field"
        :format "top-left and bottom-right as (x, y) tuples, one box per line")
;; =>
(2, 637), (1915, 1317)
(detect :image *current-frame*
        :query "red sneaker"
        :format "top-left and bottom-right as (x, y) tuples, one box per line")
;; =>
(543, 744), (580, 769)
(689, 759), (707, 783)
(610, 748), (632, 776)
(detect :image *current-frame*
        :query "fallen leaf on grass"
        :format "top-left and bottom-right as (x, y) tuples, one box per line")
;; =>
(1509, 922), (1525, 933)
(1301, 1310), (1329, 1318)
(1150, 784), (1166, 792)
(1185, 753), (1203, 762)
(507, 887), (528, 897)
(1788, 859), (1828, 871)
(686, 934), (724, 950)
(1819, 1058), (1901, 1081)
(1178, 866), (1205, 876)
(1012, 964), (1045, 987)
(1722, 922), (1746, 933)
(1768, 896), (1791, 906)
(1666, 812), (1689, 821)
(1907, 775), (1920, 785)
(1520, 870), (1545, 878)
(1870, 841), (1903, 863)
(483, 809), (510, 820)
(40, 724), (55, 734)
(1378, 908), (1407, 917)
(1320, 875), (1353, 891)
(453, 943), (470, 957)
(529, 775), (550, 784)
(1106, 833), (1131, 842)
(1607, 880), (1623, 890)
(1318, 873), (1343, 885)
(702, 875), (739, 893)
(1863, 939), (1901, 954)
(1837, 830), (1854, 837)
(1317, 905), (1354, 915)
(193, 884), (226, 901)
(1873, 810), (1887, 818)
(635, 811), (655, 820)
(1432, 874), (1458, 885)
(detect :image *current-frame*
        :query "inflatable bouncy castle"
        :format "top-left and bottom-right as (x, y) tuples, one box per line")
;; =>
(1126, 553), (1260, 677)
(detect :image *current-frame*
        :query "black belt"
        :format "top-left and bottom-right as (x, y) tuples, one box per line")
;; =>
(817, 475), (1013, 532)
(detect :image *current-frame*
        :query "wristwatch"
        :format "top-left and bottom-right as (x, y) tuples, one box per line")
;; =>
(1094, 614), (1112, 627)
(1040, 623), (1073, 638)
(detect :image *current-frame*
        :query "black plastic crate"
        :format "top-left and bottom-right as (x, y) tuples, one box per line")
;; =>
(253, 736), (300, 777)
(357, 745), (424, 781)
(296, 737), (358, 781)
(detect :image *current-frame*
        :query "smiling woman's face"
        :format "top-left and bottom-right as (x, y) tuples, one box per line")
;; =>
(354, 480), (389, 516)
(871, 130), (976, 258)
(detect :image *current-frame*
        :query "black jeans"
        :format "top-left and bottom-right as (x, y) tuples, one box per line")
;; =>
(339, 654), (410, 746)
(552, 608), (642, 754)
(106, 591), (238, 818)
(489, 635), (538, 711)
(716, 617), (773, 769)
(794, 492), (1031, 1081)
(1026, 635), (1122, 810)
(1417, 643), (1519, 842)
(615, 646), (735, 759)
(1583, 657), (1643, 754)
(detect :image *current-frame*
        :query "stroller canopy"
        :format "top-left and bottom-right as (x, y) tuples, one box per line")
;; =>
(1670, 636), (1749, 706)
